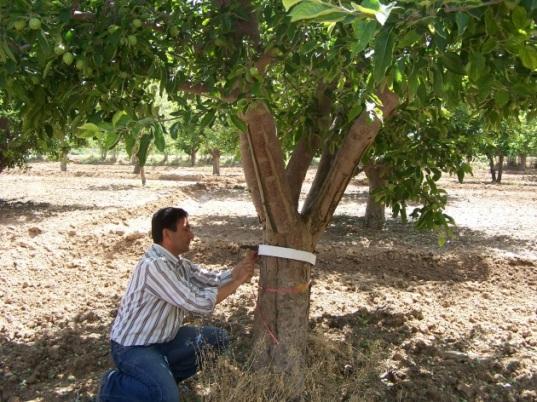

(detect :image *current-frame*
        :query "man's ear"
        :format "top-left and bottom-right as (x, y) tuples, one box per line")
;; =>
(162, 228), (170, 242)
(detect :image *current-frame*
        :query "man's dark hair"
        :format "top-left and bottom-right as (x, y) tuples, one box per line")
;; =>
(151, 207), (188, 243)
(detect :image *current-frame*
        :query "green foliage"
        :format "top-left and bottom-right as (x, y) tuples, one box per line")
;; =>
(365, 105), (475, 240)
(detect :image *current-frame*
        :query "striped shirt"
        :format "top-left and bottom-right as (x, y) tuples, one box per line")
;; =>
(110, 243), (232, 346)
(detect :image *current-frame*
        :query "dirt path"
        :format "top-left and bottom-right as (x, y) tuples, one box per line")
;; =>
(0, 162), (536, 402)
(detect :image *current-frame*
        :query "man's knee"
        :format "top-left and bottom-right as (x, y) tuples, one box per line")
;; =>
(201, 326), (230, 351)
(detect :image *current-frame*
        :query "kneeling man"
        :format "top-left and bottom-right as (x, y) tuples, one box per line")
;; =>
(98, 207), (256, 401)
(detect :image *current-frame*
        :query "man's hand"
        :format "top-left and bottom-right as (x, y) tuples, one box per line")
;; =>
(232, 250), (257, 284)
(216, 251), (258, 304)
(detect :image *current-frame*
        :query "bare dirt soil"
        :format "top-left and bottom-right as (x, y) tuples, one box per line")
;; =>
(0, 162), (536, 402)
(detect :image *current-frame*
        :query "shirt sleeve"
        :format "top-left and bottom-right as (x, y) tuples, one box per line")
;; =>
(183, 258), (233, 287)
(144, 259), (217, 315)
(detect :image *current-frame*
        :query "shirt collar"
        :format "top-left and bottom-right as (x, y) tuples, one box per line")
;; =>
(151, 243), (181, 265)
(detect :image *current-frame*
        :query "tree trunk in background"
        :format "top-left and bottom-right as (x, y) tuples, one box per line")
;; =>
(161, 151), (168, 165)
(60, 151), (68, 172)
(507, 156), (517, 169)
(519, 154), (527, 172)
(497, 155), (504, 183)
(190, 149), (197, 167)
(140, 166), (146, 186)
(211, 149), (221, 176)
(364, 163), (390, 230)
(110, 148), (117, 164)
(100, 147), (108, 161)
(487, 154), (497, 183)
(132, 155), (141, 174)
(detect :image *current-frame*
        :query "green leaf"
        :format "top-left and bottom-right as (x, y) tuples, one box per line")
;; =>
(373, 26), (394, 83)
(396, 30), (421, 49)
(125, 135), (135, 157)
(347, 103), (363, 122)
(512, 6), (529, 29)
(78, 123), (100, 132)
(230, 114), (247, 132)
(350, 20), (377, 55)
(494, 90), (510, 108)
(104, 131), (119, 149)
(440, 52), (465, 75)
(200, 110), (216, 129)
(283, 0), (302, 11)
(153, 124), (166, 152)
(112, 111), (128, 127)
(289, 1), (343, 22)
(466, 53), (486, 82)
(518, 46), (537, 70)
(455, 12), (470, 36)
(137, 134), (152, 166)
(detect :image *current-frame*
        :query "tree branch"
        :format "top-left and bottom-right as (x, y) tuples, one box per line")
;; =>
(71, 1), (96, 21)
(285, 84), (332, 208)
(240, 132), (267, 226)
(444, 0), (503, 13)
(242, 102), (299, 234)
(302, 89), (399, 240)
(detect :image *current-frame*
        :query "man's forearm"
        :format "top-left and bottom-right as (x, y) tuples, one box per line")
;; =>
(216, 279), (242, 304)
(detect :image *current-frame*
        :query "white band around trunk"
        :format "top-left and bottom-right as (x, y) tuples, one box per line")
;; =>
(257, 244), (316, 266)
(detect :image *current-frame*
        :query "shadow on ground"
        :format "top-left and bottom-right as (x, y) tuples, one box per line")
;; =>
(0, 199), (100, 226)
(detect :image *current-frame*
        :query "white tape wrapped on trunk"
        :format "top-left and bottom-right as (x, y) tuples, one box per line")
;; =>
(257, 244), (316, 266)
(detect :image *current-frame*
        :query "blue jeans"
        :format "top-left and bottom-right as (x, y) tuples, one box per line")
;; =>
(99, 326), (229, 402)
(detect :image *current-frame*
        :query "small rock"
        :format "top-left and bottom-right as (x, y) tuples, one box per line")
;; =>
(125, 232), (145, 241)
(28, 227), (42, 237)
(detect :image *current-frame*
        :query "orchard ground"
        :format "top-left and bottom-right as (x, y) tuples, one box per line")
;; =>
(0, 162), (536, 402)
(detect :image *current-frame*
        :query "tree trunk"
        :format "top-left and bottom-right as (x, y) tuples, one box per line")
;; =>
(140, 166), (146, 186)
(497, 154), (504, 183)
(60, 151), (68, 172)
(239, 91), (399, 394)
(364, 163), (390, 230)
(190, 149), (197, 167)
(519, 154), (527, 172)
(132, 155), (141, 174)
(100, 147), (108, 161)
(211, 149), (221, 176)
(507, 156), (517, 169)
(487, 154), (497, 183)
(110, 148), (117, 164)
(161, 151), (168, 165)
(241, 103), (309, 390)
(253, 229), (313, 391)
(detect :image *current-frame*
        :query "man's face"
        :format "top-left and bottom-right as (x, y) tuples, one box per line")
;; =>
(163, 217), (194, 255)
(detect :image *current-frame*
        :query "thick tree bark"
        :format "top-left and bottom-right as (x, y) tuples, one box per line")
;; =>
(242, 102), (311, 388)
(302, 89), (399, 241)
(364, 163), (390, 230)
(211, 149), (221, 176)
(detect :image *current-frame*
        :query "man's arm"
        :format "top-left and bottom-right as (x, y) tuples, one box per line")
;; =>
(216, 251), (256, 304)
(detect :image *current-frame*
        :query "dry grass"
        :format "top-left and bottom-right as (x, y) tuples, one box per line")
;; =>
(189, 332), (387, 402)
